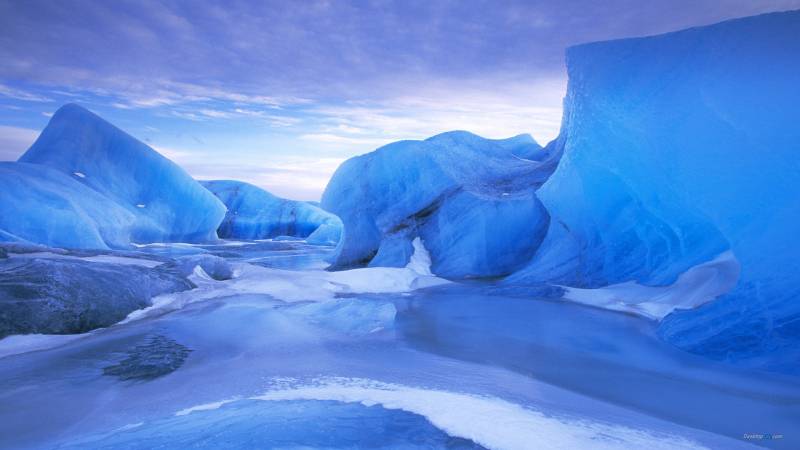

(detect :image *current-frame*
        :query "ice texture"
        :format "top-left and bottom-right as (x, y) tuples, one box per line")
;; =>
(322, 131), (557, 278)
(0, 162), (136, 249)
(513, 11), (800, 371)
(17, 104), (226, 247)
(201, 180), (342, 244)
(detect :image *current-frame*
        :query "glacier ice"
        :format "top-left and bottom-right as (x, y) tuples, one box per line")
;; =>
(0, 162), (137, 249)
(322, 131), (557, 278)
(202, 180), (342, 244)
(512, 11), (800, 371)
(14, 103), (226, 247)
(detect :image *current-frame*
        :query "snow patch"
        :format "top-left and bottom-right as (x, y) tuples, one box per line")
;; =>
(245, 378), (706, 450)
(560, 251), (740, 320)
(7, 252), (163, 268)
(121, 254), (448, 323)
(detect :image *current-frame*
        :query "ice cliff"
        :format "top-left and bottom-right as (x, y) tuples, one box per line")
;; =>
(201, 180), (342, 244)
(1, 104), (226, 249)
(511, 11), (800, 371)
(321, 131), (557, 278)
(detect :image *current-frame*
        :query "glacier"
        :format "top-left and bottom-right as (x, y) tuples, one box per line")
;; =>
(321, 131), (557, 278)
(511, 11), (800, 371)
(10, 104), (226, 248)
(202, 180), (342, 245)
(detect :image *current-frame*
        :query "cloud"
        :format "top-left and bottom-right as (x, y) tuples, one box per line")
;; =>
(0, 84), (51, 102)
(0, 125), (38, 160)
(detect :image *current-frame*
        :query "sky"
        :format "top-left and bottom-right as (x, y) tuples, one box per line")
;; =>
(1, 0), (798, 200)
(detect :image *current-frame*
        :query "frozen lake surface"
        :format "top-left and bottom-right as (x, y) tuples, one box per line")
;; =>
(0, 241), (797, 449)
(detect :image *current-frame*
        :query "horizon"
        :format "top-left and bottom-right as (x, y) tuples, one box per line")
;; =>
(1, 0), (798, 200)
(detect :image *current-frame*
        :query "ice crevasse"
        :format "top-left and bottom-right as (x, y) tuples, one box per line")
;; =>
(0, 104), (227, 249)
(201, 180), (342, 245)
(321, 131), (558, 278)
(509, 11), (800, 372)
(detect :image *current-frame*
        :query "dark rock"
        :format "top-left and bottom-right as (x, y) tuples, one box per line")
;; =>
(0, 257), (192, 337)
(102, 335), (191, 380)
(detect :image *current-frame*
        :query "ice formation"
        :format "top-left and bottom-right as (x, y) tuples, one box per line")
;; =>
(12, 103), (226, 247)
(0, 162), (137, 249)
(202, 180), (342, 244)
(511, 11), (800, 370)
(322, 131), (557, 278)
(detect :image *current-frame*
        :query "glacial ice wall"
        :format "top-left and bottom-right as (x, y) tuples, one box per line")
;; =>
(202, 180), (342, 244)
(514, 11), (800, 370)
(19, 104), (226, 245)
(322, 131), (556, 278)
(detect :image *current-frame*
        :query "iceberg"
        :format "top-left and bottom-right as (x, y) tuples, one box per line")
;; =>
(322, 131), (556, 278)
(0, 162), (136, 249)
(16, 104), (226, 247)
(512, 11), (800, 370)
(201, 180), (342, 245)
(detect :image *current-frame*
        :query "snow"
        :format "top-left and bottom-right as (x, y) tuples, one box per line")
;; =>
(7, 251), (164, 268)
(322, 130), (557, 278)
(201, 180), (342, 244)
(560, 251), (740, 321)
(510, 10), (800, 371)
(0, 333), (90, 359)
(122, 238), (446, 323)
(248, 378), (707, 450)
(16, 103), (226, 248)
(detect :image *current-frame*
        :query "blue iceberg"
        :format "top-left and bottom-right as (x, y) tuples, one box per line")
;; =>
(0, 162), (137, 249)
(201, 180), (342, 244)
(511, 11), (800, 371)
(322, 131), (556, 278)
(14, 104), (226, 248)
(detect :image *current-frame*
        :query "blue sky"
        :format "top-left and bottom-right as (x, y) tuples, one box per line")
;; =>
(1, 0), (797, 200)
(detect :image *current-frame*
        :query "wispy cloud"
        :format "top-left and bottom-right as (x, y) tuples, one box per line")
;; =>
(0, 84), (51, 102)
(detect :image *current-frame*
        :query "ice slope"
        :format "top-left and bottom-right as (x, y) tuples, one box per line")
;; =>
(322, 131), (556, 278)
(513, 11), (800, 371)
(0, 162), (136, 249)
(201, 180), (342, 244)
(19, 104), (226, 245)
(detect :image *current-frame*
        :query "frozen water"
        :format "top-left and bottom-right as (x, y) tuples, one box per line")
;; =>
(202, 179), (342, 244)
(322, 131), (557, 278)
(17, 103), (226, 247)
(0, 243), (783, 450)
